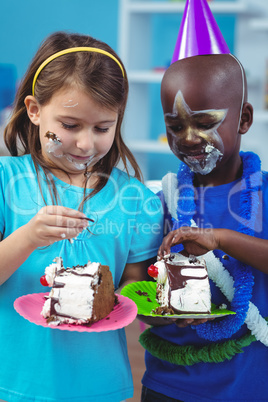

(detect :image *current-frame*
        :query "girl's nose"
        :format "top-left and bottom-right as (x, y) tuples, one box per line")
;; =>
(76, 130), (94, 152)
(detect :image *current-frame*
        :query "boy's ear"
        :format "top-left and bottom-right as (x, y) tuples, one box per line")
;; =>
(239, 102), (253, 134)
(24, 95), (41, 126)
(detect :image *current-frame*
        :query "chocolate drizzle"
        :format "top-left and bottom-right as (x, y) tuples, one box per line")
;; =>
(162, 255), (211, 314)
(44, 261), (115, 325)
(65, 270), (95, 277)
(49, 264), (97, 321)
(165, 261), (208, 291)
(53, 282), (65, 288)
(45, 131), (61, 142)
(50, 297), (60, 317)
(51, 266), (95, 290)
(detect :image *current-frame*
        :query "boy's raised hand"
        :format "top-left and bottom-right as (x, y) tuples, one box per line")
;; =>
(25, 206), (89, 248)
(158, 226), (220, 259)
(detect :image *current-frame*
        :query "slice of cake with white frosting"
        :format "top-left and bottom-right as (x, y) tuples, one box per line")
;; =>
(148, 253), (211, 314)
(40, 257), (115, 325)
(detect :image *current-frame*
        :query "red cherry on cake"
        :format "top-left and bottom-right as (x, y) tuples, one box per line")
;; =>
(148, 264), (158, 278)
(40, 275), (49, 286)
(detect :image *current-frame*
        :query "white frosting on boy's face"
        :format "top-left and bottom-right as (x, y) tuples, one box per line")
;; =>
(164, 90), (227, 175)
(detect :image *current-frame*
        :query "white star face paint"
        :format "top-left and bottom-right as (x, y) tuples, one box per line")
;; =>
(164, 90), (227, 175)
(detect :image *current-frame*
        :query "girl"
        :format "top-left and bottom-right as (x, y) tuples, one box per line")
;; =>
(0, 31), (163, 401)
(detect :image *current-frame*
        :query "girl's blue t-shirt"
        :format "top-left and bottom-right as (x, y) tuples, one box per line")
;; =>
(0, 154), (163, 402)
(142, 169), (268, 401)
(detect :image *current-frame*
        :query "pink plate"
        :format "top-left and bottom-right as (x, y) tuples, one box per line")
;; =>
(14, 292), (137, 333)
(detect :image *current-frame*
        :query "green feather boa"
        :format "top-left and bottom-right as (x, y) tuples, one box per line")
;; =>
(139, 319), (268, 366)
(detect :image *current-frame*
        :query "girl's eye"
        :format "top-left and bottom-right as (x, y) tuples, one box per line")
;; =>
(61, 122), (79, 130)
(95, 126), (109, 133)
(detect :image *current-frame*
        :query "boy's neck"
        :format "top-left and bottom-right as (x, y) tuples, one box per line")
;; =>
(193, 156), (243, 187)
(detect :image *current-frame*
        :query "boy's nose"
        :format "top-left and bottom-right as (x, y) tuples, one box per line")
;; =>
(180, 128), (202, 147)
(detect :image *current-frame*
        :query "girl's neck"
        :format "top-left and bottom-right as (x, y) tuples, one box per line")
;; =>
(50, 167), (96, 189)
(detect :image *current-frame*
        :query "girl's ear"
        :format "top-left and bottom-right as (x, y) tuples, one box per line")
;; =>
(24, 95), (41, 126)
(239, 102), (253, 134)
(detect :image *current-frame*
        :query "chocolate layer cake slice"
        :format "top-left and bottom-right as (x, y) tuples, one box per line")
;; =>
(148, 253), (211, 314)
(41, 257), (115, 325)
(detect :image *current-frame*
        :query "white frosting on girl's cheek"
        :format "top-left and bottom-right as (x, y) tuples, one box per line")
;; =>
(45, 138), (64, 158)
(44, 132), (100, 172)
(44, 133), (86, 169)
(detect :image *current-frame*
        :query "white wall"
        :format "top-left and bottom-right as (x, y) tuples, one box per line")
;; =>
(237, 0), (268, 171)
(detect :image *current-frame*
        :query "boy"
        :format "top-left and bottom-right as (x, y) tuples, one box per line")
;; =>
(140, 1), (268, 401)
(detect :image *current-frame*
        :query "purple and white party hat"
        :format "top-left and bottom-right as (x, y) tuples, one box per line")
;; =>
(171, 0), (230, 63)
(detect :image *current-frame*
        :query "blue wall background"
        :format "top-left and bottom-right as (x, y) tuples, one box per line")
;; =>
(0, 0), (119, 109)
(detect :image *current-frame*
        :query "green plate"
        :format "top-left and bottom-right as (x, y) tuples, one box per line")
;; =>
(121, 281), (235, 319)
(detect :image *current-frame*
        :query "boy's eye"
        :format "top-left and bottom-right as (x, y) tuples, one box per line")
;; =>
(197, 122), (217, 130)
(61, 122), (79, 130)
(169, 125), (183, 133)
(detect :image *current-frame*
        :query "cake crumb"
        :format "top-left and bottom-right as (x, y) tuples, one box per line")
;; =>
(135, 290), (149, 296)
(152, 306), (174, 315)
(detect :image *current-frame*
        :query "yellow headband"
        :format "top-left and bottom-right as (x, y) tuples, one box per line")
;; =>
(32, 46), (125, 96)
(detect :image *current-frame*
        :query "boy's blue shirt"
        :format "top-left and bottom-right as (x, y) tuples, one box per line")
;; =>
(142, 164), (268, 401)
(0, 154), (163, 402)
